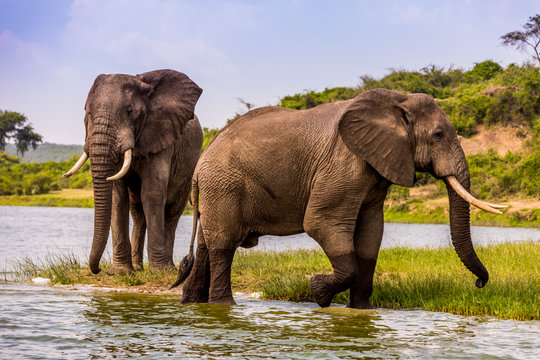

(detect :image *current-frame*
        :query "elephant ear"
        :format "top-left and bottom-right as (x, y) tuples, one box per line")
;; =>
(135, 69), (202, 157)
(338, 89), (415, 187)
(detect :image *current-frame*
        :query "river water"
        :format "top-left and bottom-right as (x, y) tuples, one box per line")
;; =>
(1, 206), (539, 359)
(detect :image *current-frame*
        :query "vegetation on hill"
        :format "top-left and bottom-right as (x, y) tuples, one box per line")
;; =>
(3, 143), (84, 163)
(0, 152), (91, 196)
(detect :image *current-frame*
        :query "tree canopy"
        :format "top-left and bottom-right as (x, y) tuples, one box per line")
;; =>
(500, 14), (540, 66)
(0, 110), (42, 156)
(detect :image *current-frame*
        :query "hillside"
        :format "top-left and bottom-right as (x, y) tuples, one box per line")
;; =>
(4, 142), (83, 163)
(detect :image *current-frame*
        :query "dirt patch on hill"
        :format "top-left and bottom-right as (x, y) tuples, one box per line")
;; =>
(459, 125), (529, 156)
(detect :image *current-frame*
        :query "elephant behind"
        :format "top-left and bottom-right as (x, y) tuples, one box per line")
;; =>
(64, 69), (203, 274)
(173, 88), (505, 308)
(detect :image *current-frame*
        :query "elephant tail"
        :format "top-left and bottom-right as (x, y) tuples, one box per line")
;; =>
(170, 177), (199, 289)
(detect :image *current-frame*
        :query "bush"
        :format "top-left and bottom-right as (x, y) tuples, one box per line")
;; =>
(465, 60), (503, 81)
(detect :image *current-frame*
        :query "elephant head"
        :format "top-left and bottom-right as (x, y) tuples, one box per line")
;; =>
(63, 69), (202, 274)
(338, 89), (505, 288)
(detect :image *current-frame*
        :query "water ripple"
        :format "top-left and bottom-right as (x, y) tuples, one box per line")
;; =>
(3, 283), (538, 359)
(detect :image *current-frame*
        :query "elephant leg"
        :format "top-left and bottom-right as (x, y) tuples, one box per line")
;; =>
(309, 250), (357, 308)
(163, 186), (189, 262)
(130, 199), (146, 271)
(208, 247), (236, 305)
(140, 156), (173, 270)
(109, 179), (134, 274)
(305, 213), (357, 307)
(181, 225), (211, 304)
(349, 200), (385, 309)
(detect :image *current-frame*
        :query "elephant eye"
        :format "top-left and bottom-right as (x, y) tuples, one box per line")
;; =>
(126, 105), (133, 115)
(433, 130), (444, 140)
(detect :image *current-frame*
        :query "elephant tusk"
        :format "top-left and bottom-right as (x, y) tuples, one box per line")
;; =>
(62, 152), (88, 178)
(446, 176), (506, 215)
(477, 201), (508, 210)
(106, 149), (132, 181)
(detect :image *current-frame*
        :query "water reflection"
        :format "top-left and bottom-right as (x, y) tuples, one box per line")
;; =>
(1, 283), (539, 359)
(81, 292), (391, 358)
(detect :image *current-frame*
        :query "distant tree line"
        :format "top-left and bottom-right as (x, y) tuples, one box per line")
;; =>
(279, 61), (540, 137)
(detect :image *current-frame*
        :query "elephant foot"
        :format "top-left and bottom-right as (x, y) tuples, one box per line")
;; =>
(107, 264), (134, 275)
(207, 249), (236, 306)
(133, 262), (144, 271)
(181, 274), (210, 304)
(149, 261), (176, 272)
(181, 292), (209, 304)
(346, 301), (376, 309)
(310, 274), (335, 308)
(208, 296), (237, 306)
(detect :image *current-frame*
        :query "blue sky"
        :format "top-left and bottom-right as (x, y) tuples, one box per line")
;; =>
(0, 0), (538, 144)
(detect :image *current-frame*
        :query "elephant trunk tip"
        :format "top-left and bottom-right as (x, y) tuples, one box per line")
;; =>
(170, 254), (194, 289)
(90, 265), (101, 275)
(476, 276), (488, 288)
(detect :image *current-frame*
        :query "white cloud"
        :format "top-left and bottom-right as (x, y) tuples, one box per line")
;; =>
(62, 0), (258, 76)
(0, 30), (49, 65)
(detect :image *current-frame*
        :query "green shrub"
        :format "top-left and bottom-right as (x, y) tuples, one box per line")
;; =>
(465, 60), (503, 81)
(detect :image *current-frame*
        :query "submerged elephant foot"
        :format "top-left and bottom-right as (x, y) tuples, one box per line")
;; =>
(181, 272), (210, 304)
(208, 296), (237, 306)
(346, 301), (376, 309)
(310, 274), (335, 308)
(181, 292), (209, 304)
(106, 264), (135, 275)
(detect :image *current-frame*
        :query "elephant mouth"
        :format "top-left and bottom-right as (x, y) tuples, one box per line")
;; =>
(62, 149), (132, 181)
(106, 149), (132, 181)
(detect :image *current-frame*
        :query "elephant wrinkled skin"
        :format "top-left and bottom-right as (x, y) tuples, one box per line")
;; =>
(175, 88), (504, 308)
(65, 69), (203, 274)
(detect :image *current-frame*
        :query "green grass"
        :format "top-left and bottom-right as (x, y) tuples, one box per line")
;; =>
(232, 242), (540, 320)
(10, 242), (539, 320)
(0, 188), (194, 214)
(0, 189), (94, 208)
(10, 254), (178, 288)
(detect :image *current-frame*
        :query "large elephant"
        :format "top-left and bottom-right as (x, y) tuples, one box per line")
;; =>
(173, 88), (505, 308)
(64, 69), (203, 274)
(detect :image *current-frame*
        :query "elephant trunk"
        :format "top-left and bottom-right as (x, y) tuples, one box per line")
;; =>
(88, 120), (117, 274)
(445, 148), (489, 288)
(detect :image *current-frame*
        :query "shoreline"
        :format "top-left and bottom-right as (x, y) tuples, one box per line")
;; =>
(9, 243), (540, 321)
(1, 197), (537, 227)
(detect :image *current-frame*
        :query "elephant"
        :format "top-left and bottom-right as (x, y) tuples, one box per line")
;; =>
(63, 69), (203, 274)
(172, 88), (506, 308)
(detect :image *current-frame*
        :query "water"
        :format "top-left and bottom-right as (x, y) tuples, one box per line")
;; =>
(1, 206), (539, 267)
(1, 206), (539, 359)
(1, 282), (538, 359)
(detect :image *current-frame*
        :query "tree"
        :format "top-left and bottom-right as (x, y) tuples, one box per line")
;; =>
(500, 14), (540, 66)
(466, 60), (503, 80)
(226, 98), (256, 124)
(0, 110), (42, 155)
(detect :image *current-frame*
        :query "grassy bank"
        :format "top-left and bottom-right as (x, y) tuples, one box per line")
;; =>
(384, 200), (540, 228)
(0, 188), (194, 214)
(0, 188), (94, 208)
(10, 241), (539, 320)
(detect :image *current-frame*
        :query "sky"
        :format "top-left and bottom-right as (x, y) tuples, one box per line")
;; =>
(0, 0), (538, 145)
